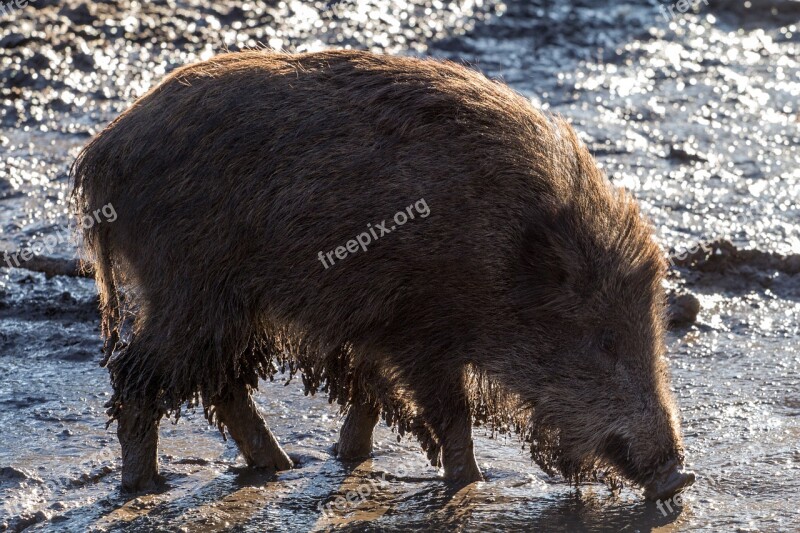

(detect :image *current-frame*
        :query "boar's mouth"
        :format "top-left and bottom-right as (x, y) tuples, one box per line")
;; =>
(602, 434), (695, 500)
(601, 434), (649, 485)
(527, 419), (619, 486)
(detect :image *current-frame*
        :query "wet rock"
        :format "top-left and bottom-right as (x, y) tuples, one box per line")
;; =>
(707, 1), (800, 29)
(0, 107), (19, 127)
(71, 51), (95, 72)
(0, 178), (11, 198)
(58, 3), (96, 26)
(6, 511), (50, 532)
(711, 0), (800, 17)
(173, 457), (211, 465)
(10, 255), (86, 279)
(60, 349), (96, 362)
(24, 52), (51, 71)
(1, 396), (49, 408)
(220, 6), (247, 23)
(0, 33), (30, 49)
(783, 256), (800, 275)
(668, 145), (708, 164)
(69, 465), (114, 487)
(668, 293), (701, 328)
(0, 466), (43, 487)
(31, 0), (61, 8)
(673, 239), (800, 277)
(7, 70), (38, 89)
(48, 97), (73, 113)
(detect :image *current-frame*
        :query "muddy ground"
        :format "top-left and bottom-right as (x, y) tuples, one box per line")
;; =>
(1, 0), (799, 531)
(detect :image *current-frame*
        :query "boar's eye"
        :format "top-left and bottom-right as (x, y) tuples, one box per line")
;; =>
(598, 329), (616, 356)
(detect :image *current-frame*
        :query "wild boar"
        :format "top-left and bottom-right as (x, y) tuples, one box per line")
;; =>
(71, 49), (695, 500)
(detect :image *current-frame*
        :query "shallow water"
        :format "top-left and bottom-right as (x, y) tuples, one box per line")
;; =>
(1, 0), (799, 531)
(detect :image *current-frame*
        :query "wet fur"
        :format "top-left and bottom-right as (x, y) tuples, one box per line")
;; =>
(71, 50), (685, 488)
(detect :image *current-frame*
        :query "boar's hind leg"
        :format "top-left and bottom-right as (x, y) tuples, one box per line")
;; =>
(412, 371), (483, 484)
(212, 383), (293, 472)
(335, 401), (381, 460)
(117, 398), (163, 492)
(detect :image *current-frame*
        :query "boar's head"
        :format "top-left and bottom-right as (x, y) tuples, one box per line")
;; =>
(504, 181), (695, 501)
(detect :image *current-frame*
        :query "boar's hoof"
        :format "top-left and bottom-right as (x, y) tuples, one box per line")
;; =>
(248, 443), (294, 472)
(335, 403), (381, 461)
(643, 459), (695, 501)
(442, 447), (484, 485)
(443, 464), (484, 485)
(121, 472), (165, 494)
(332, 441), (371, 461)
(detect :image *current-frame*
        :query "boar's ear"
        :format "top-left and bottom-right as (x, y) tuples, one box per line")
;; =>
(519, 223), (567, 287)
(515, 210), (578, 314)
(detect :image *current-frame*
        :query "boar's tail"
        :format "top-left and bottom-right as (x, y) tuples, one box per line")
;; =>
(70, 136), (121, 368)
(95, 232), (120, 367)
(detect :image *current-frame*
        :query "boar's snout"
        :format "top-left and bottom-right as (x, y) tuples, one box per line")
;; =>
(643, 458), (695, 501)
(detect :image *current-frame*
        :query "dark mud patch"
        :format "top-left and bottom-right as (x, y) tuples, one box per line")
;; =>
(670, 240), (800, 296)
(0, 467), (42, 488)
(709, 0), (800, 28)
(0, 255), (88, 279)
(667, 292), (702, 328)
(672, 239), (800, 276)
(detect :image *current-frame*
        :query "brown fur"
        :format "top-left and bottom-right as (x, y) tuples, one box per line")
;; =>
(71, 50), (687, 493)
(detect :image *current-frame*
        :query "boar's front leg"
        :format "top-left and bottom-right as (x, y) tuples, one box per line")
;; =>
(117, 398), (164, 492)
(335, 401), (381, 460)
(409, 369), (483, 484)
(211, 383), (293, 472)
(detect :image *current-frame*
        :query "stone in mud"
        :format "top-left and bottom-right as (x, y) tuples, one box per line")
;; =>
(668, 144), (707, 164)
(71, 52), (95, 73)
(24, 52), (51, 71)
(71, 50), (694, 501)
(0, 33), (30, 49)
(711, 0), (800, 17)
(58, 3), (96, 26)
(668, 293), (701, 328)
(6, 510), (50, 532)
(0, 466), (42, 486)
